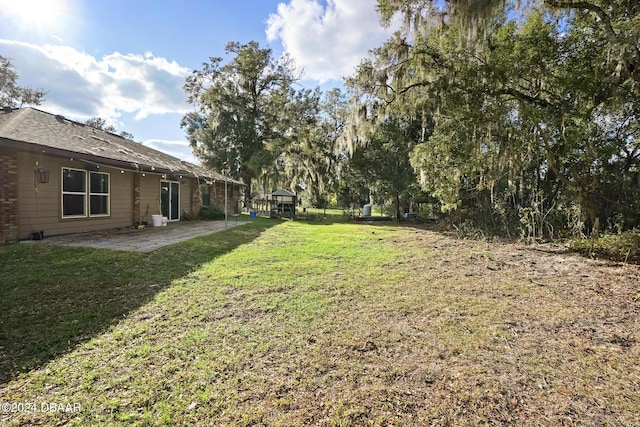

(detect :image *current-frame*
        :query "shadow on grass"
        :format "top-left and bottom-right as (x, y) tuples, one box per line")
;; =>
(0, 218), (278, 384)
(293, 211), (362, 225)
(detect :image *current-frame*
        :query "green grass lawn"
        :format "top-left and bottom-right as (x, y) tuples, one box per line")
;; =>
(0, 218), (277, 385)
(1, 219), (638, 426)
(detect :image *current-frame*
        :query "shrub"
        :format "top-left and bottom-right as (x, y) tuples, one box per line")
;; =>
(199, 205), (225, 220)
(571, 229), (640, 262)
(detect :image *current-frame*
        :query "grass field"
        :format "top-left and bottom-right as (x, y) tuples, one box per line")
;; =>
(1, 217), (638, 426)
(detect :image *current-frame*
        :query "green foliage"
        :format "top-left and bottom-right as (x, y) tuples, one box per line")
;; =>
(0, 55), (45, 107)
(84, 117), (136, 140)
(182, 41), (299, 194)
(183, 2), (640, 237)
(571, 230), (640, 262)
(274, 88), (348, 207)
(199, 204), (225, 220)
(342, 116), (421, 219)
(349, 1), (640, 237)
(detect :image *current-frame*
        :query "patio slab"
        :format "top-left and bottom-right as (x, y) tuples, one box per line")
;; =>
(29, 220), (248, 252)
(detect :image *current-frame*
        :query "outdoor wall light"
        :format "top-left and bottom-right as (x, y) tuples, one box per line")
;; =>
(35, 167), (50, 183)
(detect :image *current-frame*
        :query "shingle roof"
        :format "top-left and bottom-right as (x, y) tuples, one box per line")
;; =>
(272, 189), (296, 197)
(0, 107), (243, 185)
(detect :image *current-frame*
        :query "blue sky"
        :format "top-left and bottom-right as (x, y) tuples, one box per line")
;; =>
(0, 0), (398, 163)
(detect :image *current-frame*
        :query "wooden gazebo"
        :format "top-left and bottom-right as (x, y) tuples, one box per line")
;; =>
(270, 189), (297, 218)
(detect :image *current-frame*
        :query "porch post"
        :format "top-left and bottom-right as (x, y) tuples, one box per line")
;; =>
(132, 172), (141, 225)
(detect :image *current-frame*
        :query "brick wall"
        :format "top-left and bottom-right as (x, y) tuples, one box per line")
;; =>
(191, 179), (202, 218)
(0, 148), (19, 244)
(210, 181), (241, 214)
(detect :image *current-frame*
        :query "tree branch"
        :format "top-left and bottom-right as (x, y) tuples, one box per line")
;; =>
(494, 87), (555, 109)
(544, 0), (618, 42)
(546, 0), (640, 86)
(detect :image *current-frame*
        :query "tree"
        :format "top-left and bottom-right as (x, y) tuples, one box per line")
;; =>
(182, 41), (299, 194)
(344, 116), (421, 220)
(84, 117), (136, 141)
(377, 0), (640, 90)
(347, 1), (640, 235)
(275, 88), (348, 207)
(0, 55), (45, 107)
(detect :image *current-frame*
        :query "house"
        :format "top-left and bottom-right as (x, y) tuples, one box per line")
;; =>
(0, 107), (243, 244)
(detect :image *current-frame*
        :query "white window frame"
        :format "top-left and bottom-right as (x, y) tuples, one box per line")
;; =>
(89, 171), (110, 217)
(61, 167), (87, 218)
(160, 179), (181, 221)
(61, 168), (111, 219)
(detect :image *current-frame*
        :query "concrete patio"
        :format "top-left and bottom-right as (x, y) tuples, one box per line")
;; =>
(27, 220), (248, 252)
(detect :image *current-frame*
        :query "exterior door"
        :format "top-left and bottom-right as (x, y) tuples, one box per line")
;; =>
(160, 181), (180, 221)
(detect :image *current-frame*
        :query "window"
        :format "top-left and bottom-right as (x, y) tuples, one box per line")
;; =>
(89, 172), (109, 216)
(61, 168), (110, 218)
(62, 168), (86, 217)
(201, 185), (210, 206)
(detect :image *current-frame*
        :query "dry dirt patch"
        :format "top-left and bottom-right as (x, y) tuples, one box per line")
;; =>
(376, 227), (640, 425)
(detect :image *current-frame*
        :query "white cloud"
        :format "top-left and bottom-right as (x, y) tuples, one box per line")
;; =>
(142, 139), (200, 165)
(0, 39), (191, 125)
(49, 34), (64, 44)
(266, 0), (399, 82)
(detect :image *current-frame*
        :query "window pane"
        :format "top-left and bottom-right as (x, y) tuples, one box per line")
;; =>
(90, 172), (109, 194)
(62, 169), (86, 192)
(63, 194), (85, 216)
(161, 182), (170, 218)
(171, 182), (179, 220)
(90, 195), (108, 215)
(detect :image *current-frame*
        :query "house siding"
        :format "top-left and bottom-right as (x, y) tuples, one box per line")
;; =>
(191, 179), (203, 217)
(3, 149), (242, 243)
(131, 174), (201, 223)
(16, 152), (133, 239)
(180, 178), (192, 218)
(1, 108), (246, 244)
(0, 147), (19, 244)
(138, 174), (162, 224)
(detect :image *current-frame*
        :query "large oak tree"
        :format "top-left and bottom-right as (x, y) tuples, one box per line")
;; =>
(344, 0), (640, 234)
(182, 41), (299, 195)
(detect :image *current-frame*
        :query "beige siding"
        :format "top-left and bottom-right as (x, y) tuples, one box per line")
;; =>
(17, 152), (133, 239)
(16, 151), (204, 238)
(138, 174), (162, 224)
(136, 175), (198, 223)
